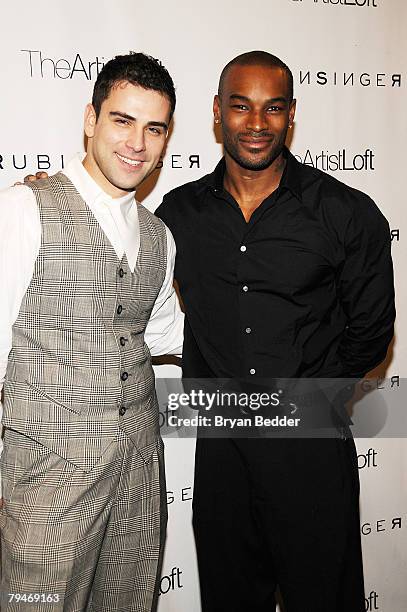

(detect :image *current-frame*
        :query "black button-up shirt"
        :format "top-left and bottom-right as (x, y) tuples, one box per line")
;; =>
(155, 148), (395, 379)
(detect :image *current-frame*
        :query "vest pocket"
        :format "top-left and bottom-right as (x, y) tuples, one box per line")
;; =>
(0, 428), (52, 519)
(25, 381), (82, 415)
(121, 395), (160, 464)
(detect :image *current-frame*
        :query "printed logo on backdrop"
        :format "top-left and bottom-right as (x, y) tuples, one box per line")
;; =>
(361, 515), (403, 536)
(391, 229), (400, 242)
(298, 70), (401, 88)
(21, 50), (106, 80)
(291, 0), (378, 7)
(0, 153), (67, 174)
(0, 153), (201, 173)
(358, 448), (378, 469)
(365, 591), (380, 611)
(360, 377), (400, 393)
(156, 154), (200, 170)
(159, 567), (184, 596)
(167, 486), (193, 506)
(351, 376), (401, 436)
(293, 148), (374, 171)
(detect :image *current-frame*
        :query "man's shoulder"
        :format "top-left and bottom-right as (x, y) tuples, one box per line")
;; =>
(0, 183), (39, 236)
(0, 182), (34, 210)
(20, 172), (70, 198)
(298, 160), (385, 221)
(0, 181), (31, 197)
(166, 172), (214, 198)
(138, 201), (167, 232)
(158, 171), (214, 209)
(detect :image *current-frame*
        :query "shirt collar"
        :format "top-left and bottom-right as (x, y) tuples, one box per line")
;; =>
(207, 146), (303, 202)
(63, 154), (137, 217)
(280, 147), (302, 202)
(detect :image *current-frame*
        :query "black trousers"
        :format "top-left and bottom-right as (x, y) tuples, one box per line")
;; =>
(192, 436), (365, 612)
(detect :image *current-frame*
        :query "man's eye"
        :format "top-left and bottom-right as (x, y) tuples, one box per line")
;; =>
(231, 104), (249, 111)
(267, 106), (283, 112)
(116, 118), (129, 125)
(148, 127), (164, 135)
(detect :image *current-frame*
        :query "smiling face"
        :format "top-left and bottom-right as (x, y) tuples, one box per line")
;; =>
(83, 81), (171, 197)
(214, 63), (296, 171)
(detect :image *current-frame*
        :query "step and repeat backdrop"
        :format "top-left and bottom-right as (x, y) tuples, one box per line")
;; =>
(1, 1), (406, 610)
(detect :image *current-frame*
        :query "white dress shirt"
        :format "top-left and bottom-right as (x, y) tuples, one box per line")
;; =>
(0, 156), (184, 494)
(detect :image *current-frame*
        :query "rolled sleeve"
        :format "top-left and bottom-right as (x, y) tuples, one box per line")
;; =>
(144, 225), (184, 356)
(337, 197), (395, 378)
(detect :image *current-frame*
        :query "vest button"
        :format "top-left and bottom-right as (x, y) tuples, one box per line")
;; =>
(120, 337), (126, 346)
(117, 305), (123, 314)
(121, 372), (129, 381)
(119, 406), (126, 416)
(118, 268), (125, 278)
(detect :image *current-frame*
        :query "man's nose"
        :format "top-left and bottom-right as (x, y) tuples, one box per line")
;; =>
(126, 126), (146, 152)
(246, 110), (268, 132)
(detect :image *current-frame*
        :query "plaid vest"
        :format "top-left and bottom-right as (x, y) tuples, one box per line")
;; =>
(3, 173), (167, 470)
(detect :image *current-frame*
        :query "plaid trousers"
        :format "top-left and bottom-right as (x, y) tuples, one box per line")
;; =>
(0, 427), (167, 612)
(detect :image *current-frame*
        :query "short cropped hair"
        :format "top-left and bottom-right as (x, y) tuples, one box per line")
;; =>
(218, 50), (294, 102)
(92, 51), (176, 120)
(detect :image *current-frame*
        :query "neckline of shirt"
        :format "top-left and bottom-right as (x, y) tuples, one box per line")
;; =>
(63, 154), (137, 219)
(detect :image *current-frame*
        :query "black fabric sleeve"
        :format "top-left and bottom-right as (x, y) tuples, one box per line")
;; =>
(154, 195), (172, 228)
(336, 197), (395, 378)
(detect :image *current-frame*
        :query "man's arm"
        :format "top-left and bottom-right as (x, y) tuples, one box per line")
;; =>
(144, 225), (184, 357)
(336, 195), (395, 378)
(0, 184), (41, 503)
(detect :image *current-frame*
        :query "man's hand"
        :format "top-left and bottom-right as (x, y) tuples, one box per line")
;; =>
(14, 171), (49, 186)
(24, 171), (49, 182)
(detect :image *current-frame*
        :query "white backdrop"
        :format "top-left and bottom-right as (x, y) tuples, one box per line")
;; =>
(1, 1), (406, 610)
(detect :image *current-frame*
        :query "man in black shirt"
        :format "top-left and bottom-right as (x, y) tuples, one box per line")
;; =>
(155, 51), (395, 612)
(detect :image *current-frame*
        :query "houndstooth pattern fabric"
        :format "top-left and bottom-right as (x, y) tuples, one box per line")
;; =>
(3, 173), (167, 470)
(0, 427), (167, 612)
(0, 173), (168, 610)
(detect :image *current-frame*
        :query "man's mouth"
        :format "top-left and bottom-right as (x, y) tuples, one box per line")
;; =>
(116, 153), (144, 167)
(239, 138), (272, 151)
(239, 137), (272, 145)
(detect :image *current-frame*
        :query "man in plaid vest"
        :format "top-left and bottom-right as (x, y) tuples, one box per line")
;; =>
(0, 52), (183, 611)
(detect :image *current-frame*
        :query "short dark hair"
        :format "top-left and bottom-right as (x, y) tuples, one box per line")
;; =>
(218, 50), (294, 102)
(92, 51), (176, 120)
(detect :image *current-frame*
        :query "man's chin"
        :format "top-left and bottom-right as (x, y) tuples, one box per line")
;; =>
(237, 156), (274, 171)
(113, 175), (147, 193)
(227, 146), (274, 171)
(120, 183), (140, 193)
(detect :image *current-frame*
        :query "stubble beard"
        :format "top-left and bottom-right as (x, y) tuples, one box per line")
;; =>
(223, 131), (287, 171)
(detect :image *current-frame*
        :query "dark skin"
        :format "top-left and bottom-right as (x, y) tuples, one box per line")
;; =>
(213, 64), (296, 222)
(5, 66), (296, 510)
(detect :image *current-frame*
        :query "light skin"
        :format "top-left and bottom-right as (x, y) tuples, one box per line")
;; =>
(83, 81), (171, 197)
(0, 82), (171, 509)
(22, 81), (171, 194)
(213, 64), (296, 222)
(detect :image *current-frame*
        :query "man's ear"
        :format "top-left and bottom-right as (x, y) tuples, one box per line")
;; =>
(84, 103), (97, 138)
(213, 95), (221, 124)
(288, 99), (296, 128)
